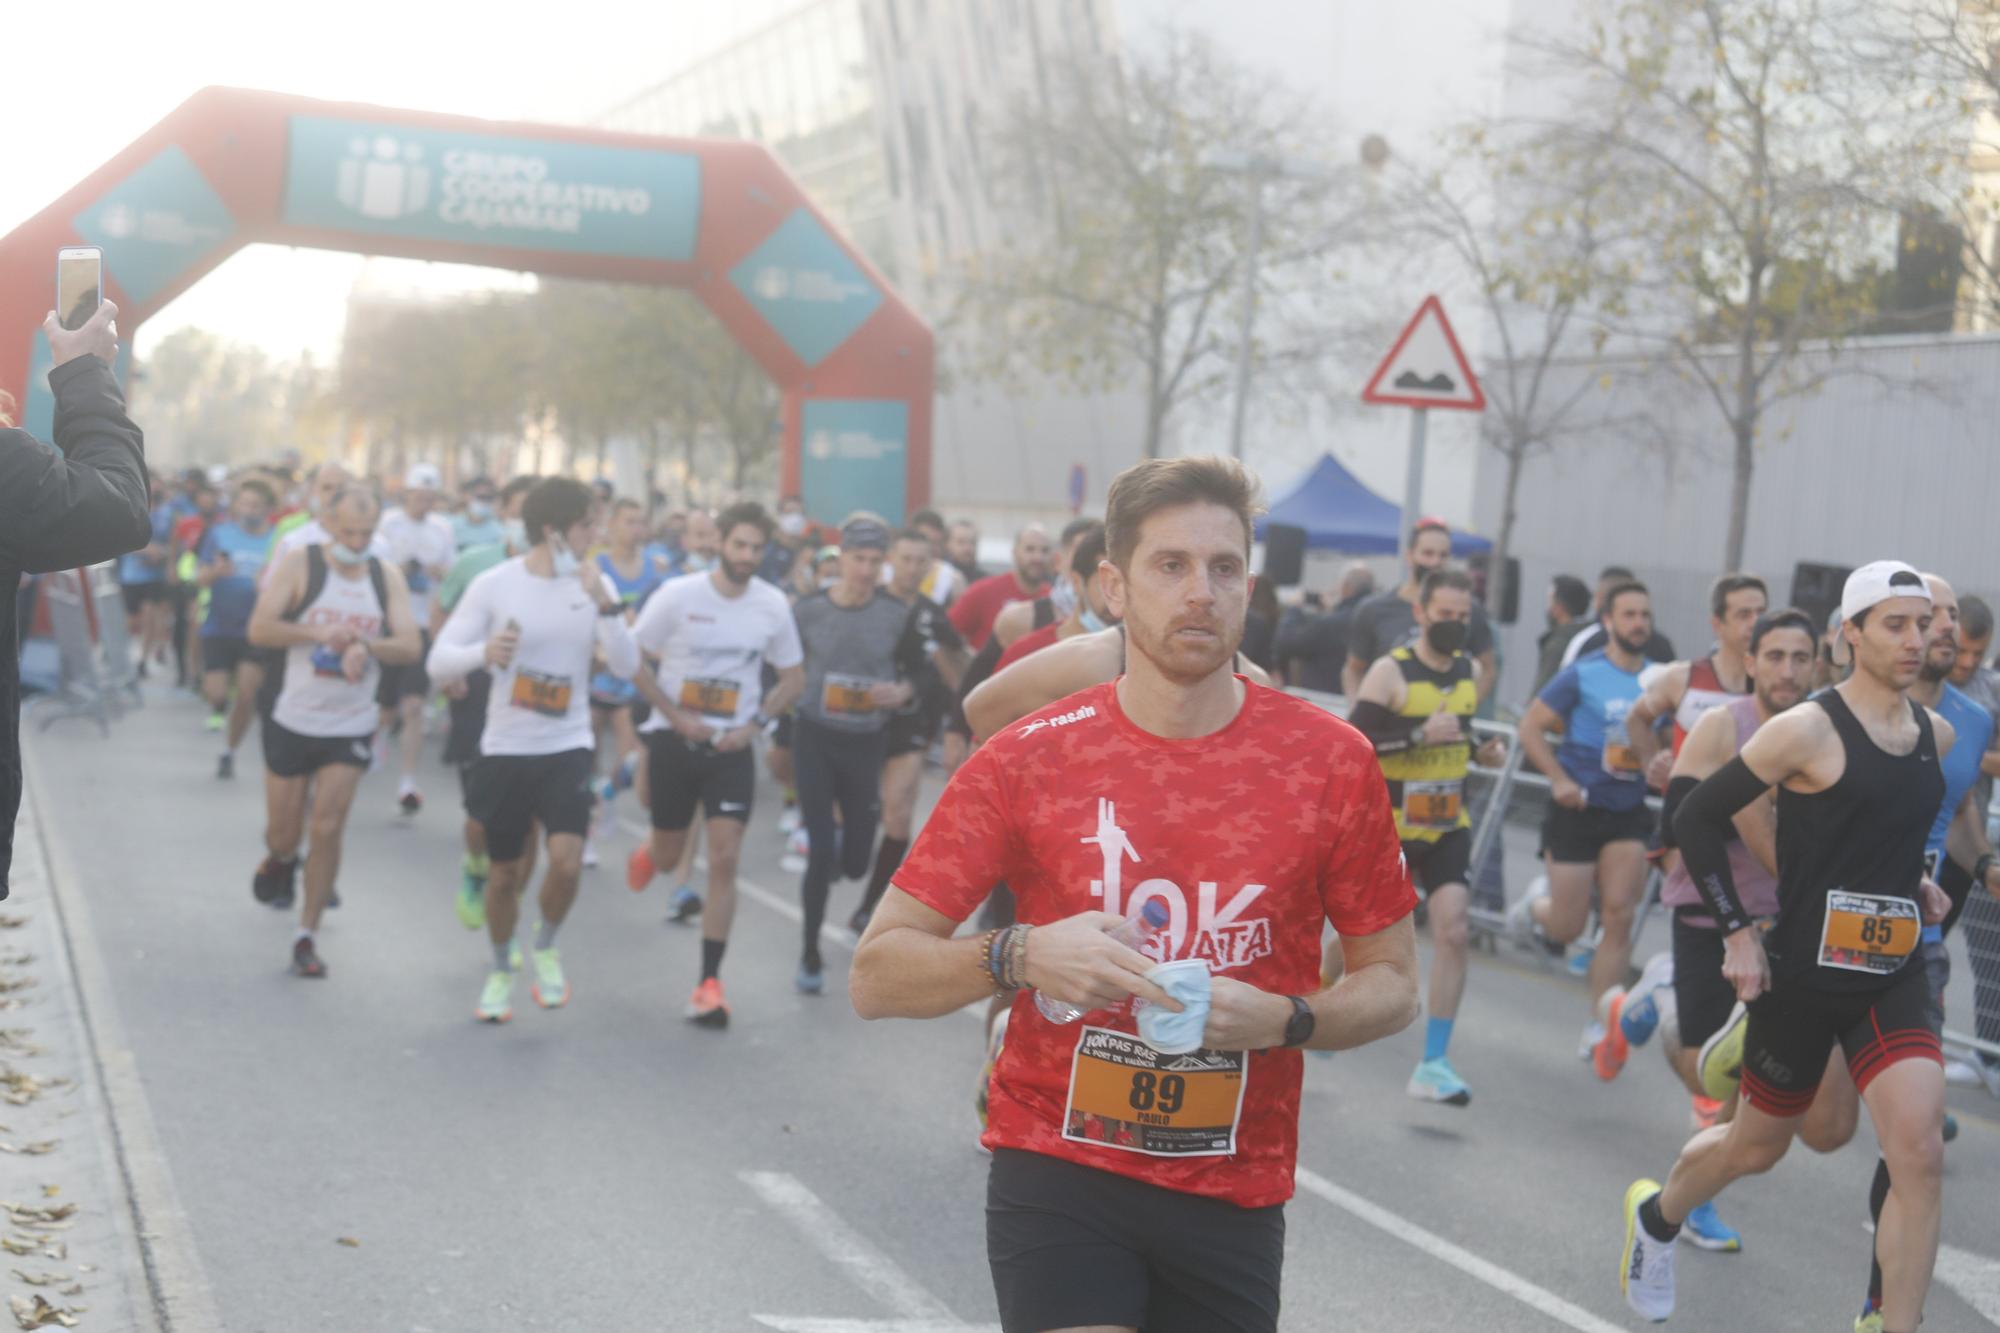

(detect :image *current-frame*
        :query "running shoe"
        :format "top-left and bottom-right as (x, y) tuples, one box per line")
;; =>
(398, 789), (423, 817)
(781, 827), (809, 875)
(1854, 1305), (1884, 1333)
(1944, 1057), (1983, 1087)
(1620, 1179), (1676, 1322)
(510, 940), (523, 971)
(1943, 1112), (1958, 1144)
(216, 753), (234, 780)
(291, 936), (327, 979)
(205, 711), (224, 733)
(795, 959), (825, 995)
(1697, 1002), (1748, 1102)
(582, 841), (600, 870)
(1505, 875), (1550, 947)
(476, 970), (514, 1023)
(626, 845), (656, 893)
(668, 885), (702, 924)
(251, 856), (295, 907)
(685, 977), (730, 1029)
(1689, 1095), (1723, 1131)
(1594, 990), (1633, 1081)
(1680, 1200), (1741, 1253)
(1406, 1057), (1473, 1106)
(456, 881), (485, 931)
(778, 806), (801, 839)
(531, 947), (569, 1009)
(1619, 952), (1675, 1048)
(1579, 1020), (1606, 1063)
(1566, 944), (1596, 978)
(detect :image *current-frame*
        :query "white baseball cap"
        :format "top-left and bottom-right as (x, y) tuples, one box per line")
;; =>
(1841, 560), (1931, 623)
(404, 462), (443, 493)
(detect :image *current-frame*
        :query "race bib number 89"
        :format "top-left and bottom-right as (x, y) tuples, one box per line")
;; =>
(1062, 1028), (1245, 1158)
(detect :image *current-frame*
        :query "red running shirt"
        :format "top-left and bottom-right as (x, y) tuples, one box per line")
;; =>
(894, 678), (1414, 1208)
(948, 571), (1042, 650)
(994, 620), (1063, 673)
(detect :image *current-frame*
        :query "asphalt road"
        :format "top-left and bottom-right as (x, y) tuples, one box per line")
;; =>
(25, 686), (2000, 1332)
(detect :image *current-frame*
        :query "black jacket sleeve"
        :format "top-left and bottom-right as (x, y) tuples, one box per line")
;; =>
(0, 356), (151, 573)
(1672, 757), (1769, 936)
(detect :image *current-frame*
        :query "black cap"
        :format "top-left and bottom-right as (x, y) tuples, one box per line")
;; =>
(840, 518), (890, 552)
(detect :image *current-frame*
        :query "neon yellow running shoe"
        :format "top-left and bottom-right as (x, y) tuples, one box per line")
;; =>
(531, 947), (569, 1009)
(476, 970), (513, 1024)
(1697, 1002), (1748, 1103)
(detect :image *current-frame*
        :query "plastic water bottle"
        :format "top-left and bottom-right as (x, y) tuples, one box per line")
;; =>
(1034, 899), (1171, 1025)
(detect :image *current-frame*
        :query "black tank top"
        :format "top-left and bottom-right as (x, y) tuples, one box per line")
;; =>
(1769, 690), (1943, 993)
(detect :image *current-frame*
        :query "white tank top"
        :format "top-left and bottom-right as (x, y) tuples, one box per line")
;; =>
(274, 560), (386, 739)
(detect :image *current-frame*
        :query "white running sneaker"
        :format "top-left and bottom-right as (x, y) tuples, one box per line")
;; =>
(1506, 875), (1550, 947)
(1620, 1180), (1676, 1321)
(1579, 1020), (1606, 1062)
(582, 841), (600, 869)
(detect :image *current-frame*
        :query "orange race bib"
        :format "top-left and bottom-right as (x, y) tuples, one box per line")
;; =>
(679, 676), (742, 719)
(1603, 739), (1644, 780)
(510, 669), (573, 719)
(1062, 1028), (1245, 1158)
(1402, 780), (1463, 830)
(1818, 891), (1919, 975)
(821, 673), (877, 715)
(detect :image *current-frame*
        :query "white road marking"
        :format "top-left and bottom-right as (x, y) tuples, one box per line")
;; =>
(741, 1170), (961, 1323)
(1294, 1167), (1629, 1333)
(1935, 1242), (2000, 1325)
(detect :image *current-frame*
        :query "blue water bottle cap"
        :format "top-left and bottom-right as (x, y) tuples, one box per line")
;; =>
(1139, 900), (1169, 928)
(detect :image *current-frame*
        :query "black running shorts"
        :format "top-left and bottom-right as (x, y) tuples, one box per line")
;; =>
(1541, 804), (1652, 864)
(883, 704), (941, 759)
(1404, 829), (1472, 896)
(443, 669), (490, 770)
(1739, 961), (1940, 1116)
(464, 748), (595, 863)
(375, 630), (433, 706)
(201, 634), (254, 676)
(121, 582), (167, 615)
(1670, 909), (1737, 1049)
(645, 731), (755, 830)
(986, 1148), (1284, 1333)
(262, 719), (373, 780)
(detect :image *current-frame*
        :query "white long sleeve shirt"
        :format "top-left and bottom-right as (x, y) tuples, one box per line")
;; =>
(428, 556), (638, 757)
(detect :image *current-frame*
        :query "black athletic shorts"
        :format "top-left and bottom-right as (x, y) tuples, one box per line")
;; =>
(646, 730), (755, 830)
(443, 669), (490, 769)
(464, 748), (595, 863)
(201, 634), (254, 675)
(1671, 908), (1737, 1049)
(884, 705), (941, 759)
(376, 630), (432, 706)
(262, 719), (374, 780)
(769, 713), (794, 750)
(1541, 803), (1652, 864)
(1404, 829), (1472, 895)
(1739, 961), (1941, 1115)
(986, 1148), (1284, 1333)
(121, 582), (166, 615)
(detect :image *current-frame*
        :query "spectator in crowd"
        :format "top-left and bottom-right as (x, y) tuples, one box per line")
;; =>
(1535, 573), (1594, 692)
(760, 495), (815, 586)
(945, 518), (982, 585)
(451, 476), (503, 550)
(1344, 520), (1498, 701)
(1243, 573), (1281, 675)
(1277, 562), (1374, 694)
(0, 301), (152, 896)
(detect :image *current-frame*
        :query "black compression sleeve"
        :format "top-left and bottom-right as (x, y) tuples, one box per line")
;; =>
(1672, 757), (1769, 935)
(1658, 775), (1700, 851)
(1349, 700), (1425, 755)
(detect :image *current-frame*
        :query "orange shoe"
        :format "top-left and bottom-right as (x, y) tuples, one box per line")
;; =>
(626, 844), (656, 893)
(685, 977), (730, 1029)
(1690, 1094), (1724, 1130)
(1594, 990), (1632, 1081)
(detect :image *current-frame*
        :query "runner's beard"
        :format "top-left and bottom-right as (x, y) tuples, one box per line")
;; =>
(1614, 632), (1649, 658)
(721, 557), (759, 587)
(1124, 606), (1242, 685)
(1921, 640), (1955, 683)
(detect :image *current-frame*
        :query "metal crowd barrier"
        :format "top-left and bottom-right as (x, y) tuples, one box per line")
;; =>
(33, 564), (139, 736)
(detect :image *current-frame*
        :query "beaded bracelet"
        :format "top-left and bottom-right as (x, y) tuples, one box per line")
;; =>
(999, 923), (1030, 991)
(978, 928), (1004, 990)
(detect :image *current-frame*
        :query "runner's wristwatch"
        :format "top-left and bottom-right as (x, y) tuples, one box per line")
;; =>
(1280, 995), (1314, 1048)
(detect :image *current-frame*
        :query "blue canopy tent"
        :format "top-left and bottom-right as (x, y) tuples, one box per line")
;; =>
(1254, 453), (1491, 556)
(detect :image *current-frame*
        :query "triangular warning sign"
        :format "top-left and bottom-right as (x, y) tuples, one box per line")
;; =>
(1361, 295), (1485, 411)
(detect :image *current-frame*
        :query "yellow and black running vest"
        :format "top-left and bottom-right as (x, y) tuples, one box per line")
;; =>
(1379, 647), (1479, 843)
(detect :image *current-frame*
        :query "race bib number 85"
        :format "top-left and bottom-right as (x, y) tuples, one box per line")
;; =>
(1819, 891), (1919, 975)
(1062, 1028), (1245, 1158)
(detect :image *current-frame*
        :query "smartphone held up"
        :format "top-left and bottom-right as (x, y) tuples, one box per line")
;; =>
(56, 247), (102, 332)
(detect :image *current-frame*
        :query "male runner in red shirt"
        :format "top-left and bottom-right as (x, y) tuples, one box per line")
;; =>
(949, 525), (1054, 650)
(852, 456), (1418, 1333)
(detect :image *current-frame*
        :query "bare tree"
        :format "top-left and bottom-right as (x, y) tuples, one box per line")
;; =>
(952, 28), (1353, 459)
(1521, 0), (1932, 569)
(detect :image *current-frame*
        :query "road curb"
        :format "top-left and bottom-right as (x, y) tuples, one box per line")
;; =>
(21, 737), (223, 1332)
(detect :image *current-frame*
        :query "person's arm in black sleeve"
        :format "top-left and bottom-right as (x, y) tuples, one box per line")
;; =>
(1348, 700), (1427, 755)
(1671, 758), (1769, 936)
(0, 354), (149, 572)
(1657, 774), (1700, 852)
(956, 632), (1006, 707)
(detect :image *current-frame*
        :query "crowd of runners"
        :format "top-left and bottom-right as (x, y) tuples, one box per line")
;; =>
(93, 448), (2000, 1333)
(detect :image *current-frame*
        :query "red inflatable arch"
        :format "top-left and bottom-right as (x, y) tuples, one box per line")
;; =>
(0, 86), (933, 521)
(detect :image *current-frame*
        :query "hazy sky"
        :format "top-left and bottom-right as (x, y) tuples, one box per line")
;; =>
(1, 0), (802, 361)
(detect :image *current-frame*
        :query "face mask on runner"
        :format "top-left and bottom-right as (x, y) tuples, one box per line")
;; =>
(502, 518), (527, 551)
(466, 500), (494, 523)
(1050, 574), (1079, 621)
(1079, 605), (1110, 634)
(549, 536), (580, 579)
(1426, 621), (1469, 655)
(683, 553), (713, 573)
(328, 542), (369, 568)
(779, 512), (808, 538)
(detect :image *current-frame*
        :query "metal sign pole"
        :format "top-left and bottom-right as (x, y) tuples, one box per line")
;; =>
(1398, 407), (1428, 539)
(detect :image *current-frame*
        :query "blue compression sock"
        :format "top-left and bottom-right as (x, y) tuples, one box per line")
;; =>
(1423, 1016), (1454, 1063)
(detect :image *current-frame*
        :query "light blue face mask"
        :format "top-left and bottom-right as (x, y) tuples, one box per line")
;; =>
(550, 541), (580, 578)
(1050, 574), (1079, 621)
(683, 553), (713, 573)
(1137, 961), (1212, 1055)
(328, 542), (369, 567)
(1080, 605), (1110, 634)
(501, 518), (527, 551)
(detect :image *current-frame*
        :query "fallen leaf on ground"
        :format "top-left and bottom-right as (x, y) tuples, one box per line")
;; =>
(0, 1145), (57, 1158)
(53, 1290), (75, 1300)
(7, 1293), (76, 1328)
(336, 1237), (360, 1248)
(0, 918), (27, 930)
(0, 1240), (34, 1256)
(2, 1205), (76, 1228)
(7, 1272), (64, 1288)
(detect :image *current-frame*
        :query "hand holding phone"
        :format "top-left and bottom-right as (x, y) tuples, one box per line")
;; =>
(44, 246), (118, 370)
